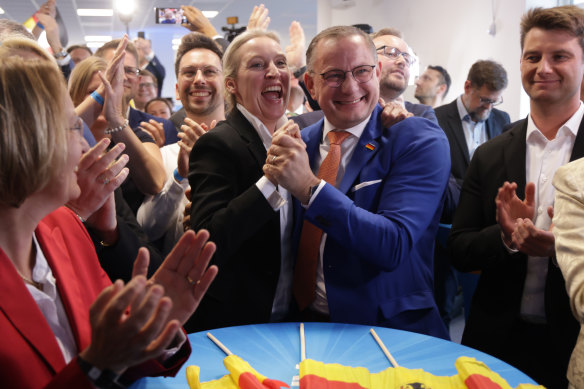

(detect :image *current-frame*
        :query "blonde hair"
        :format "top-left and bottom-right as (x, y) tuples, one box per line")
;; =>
(0, 37), (56, 64)
(0, 56), (68, 207)
(68, 56), (108, 106)
(222, 30), (281, 112)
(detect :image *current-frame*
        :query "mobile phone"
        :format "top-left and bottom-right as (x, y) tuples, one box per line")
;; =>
(137, 31), (145, 39)
(155, 8), (187, 24)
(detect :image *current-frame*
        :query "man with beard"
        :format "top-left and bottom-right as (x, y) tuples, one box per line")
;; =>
(371, 28), (436, 121)
(435, 60), (510, 194)
(414, 65), (451, 108)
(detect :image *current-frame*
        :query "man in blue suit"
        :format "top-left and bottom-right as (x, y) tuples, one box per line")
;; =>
(266, 26), (451, 339)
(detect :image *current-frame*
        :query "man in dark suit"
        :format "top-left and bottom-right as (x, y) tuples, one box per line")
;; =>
(436, 60), (510, 194)
(434, 60), (510, 326)
(267, 26), (450, 339)
(134, 37), (166, 96)
(449, 6), (584, 387)
(372, 28), (437, 122)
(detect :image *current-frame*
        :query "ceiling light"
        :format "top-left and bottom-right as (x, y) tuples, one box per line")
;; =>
(86, 42), (107, 49)
(0, 7), (5, 14)
(114, 0), (136, 16)
(84, 35), (112, 42)
(77, 9), (113, 17)
(202, 11), (218, 19)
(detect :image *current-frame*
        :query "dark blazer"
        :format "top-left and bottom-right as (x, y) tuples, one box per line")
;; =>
(185, 108), (281, 332)
(435, 99), (510, 188)
(129, 107), (179, 145)
(145, 55), (166, 97)
(295, 104), (451, 339)
(0, 207), (188, 388)
(449, 118), (583, 382)
(405, 101), (437, 122)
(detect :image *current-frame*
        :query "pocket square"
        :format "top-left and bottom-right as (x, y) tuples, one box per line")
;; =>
(351, 179), (382, 192)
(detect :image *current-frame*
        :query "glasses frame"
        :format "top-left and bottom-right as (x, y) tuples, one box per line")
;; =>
(318, 65), (376, 88)
(478, 95), (503, 106)
(124, 66), (140, 78)
(376, 45), (416, 67)
(179, 66), (222, 81)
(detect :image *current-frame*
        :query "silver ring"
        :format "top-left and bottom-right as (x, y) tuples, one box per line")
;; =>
(99, 176), (110, 185)
(271, 155), (277, 163)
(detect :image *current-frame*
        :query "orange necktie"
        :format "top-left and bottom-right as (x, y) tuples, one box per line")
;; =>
(293, 130), (351, 311)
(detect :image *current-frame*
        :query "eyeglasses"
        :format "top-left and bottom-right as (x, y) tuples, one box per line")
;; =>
(318, 65), (376, 88)
(376, 46), (416, 66)
(478, 95), (503, 106)
(179, 66), (222, 81)
(139, 82), (156, 89)
(69, 117), (83, 135)
(124, 66), (140, 78)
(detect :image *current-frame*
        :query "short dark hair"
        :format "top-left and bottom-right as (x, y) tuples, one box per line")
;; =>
(94, 39), (139, 65)
(145, 97), (173, 113)
(306, 26), (376, 72)
(428, 65), (451, 97)
(467, 60), (508, 91)
(67, 44), (92, 56)
(520, 5), (584, 52)
(371, 27), (403, 39)
(174, 32), (223, 77)
(139, 69), (158, 87)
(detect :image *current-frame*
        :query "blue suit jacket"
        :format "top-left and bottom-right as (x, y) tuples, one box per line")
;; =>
(129, 107), (179, 145)
(296, 104), (451, 339)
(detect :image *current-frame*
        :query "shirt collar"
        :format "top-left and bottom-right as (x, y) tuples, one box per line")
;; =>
(526, 101), (584, 143)
(236, 103), (288, 150)
(456, 95), (471, 122)
(322, 115), (368, 143)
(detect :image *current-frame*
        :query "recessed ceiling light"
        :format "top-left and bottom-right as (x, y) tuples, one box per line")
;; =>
(86, 42), (107, 48)
(202, 11), (218, 19)
(77, 9), (113, 17)
(0, 7), (5, 14)
(114, 0), (136, 15)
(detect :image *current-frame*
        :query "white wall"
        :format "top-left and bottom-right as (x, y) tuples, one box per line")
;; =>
(317, 0), (560, 121)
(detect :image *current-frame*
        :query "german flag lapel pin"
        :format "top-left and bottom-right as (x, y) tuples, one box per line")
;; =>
(365, 143), (375, 151)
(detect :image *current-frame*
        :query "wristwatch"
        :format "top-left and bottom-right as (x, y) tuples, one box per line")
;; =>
(77, 356), (125, 388)
(53, 48), (68, 59)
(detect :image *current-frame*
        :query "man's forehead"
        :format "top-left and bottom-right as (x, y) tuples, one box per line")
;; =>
(315, 35), (373, 64)
(179, 48), (222, 69)
(523, 27), (582, 52)
(372, 34), (408, 52)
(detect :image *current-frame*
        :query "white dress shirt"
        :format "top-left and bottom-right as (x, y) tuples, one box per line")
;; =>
(521, 102), (584, 322)
(307, 116), (369, 315)
(457, 96), (488, 159)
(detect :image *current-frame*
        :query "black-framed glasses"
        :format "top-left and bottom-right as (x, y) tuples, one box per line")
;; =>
(124, 66), (140, 78)
(319, 65), (376, 88)
(376, 46), (416, 66)
(478, 95), (503, 106)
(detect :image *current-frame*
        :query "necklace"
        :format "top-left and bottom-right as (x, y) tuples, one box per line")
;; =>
(15, 269), (42, 290)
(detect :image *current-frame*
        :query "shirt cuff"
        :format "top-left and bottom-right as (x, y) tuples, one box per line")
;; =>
(302, 180), (326, 209)
(501, 231), (519, 253)
(159, 330), (187, 361)
(256, 175), (286, 210)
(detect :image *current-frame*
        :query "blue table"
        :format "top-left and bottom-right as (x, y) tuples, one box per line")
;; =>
(131, 322), (537, 388)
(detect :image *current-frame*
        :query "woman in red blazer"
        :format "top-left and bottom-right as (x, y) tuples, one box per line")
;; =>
(0, 44), (217, 387)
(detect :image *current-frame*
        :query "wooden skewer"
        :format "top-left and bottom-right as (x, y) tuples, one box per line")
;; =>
(207, 332), (233, 356)
(369, 328), (399, 367)
(300, 323), (306, 361)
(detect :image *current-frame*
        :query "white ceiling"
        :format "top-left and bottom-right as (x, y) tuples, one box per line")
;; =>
(0, 0), (318, 48)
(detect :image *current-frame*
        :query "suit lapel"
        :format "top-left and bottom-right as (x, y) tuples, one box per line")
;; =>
(228, 109), (268, 169)
(338, 105), (382, 194)
(570, 116), (584, 161)
(447, 101), (471, 165)
(302, 117), (325, 173)
(503, 119), (528, 198)
(36, 222), (92, 353)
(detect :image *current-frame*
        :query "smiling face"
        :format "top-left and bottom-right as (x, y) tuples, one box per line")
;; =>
(135, 74), (157, 108)
(306, 34), (380, 130)
(176, 48), (224, 119)
(146, 100), (172, 120)
(520, 27), (584, 108)
(372, 34), (409, 99)
(226, 36), (290, 131)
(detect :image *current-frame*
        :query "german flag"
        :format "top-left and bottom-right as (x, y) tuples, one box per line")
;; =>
(187, 354), (289, 389)
(298, 356), (544, 389)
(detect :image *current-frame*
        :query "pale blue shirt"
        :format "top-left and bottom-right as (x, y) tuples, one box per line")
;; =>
(457, 95), (487, 159)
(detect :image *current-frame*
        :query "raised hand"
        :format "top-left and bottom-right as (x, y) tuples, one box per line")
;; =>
(140, 120), (166, 148)
(285, 21), (306, 70)
(247, 4), (270, 31)
(379, 97), (413, 128)
(181, 5), (218, 37)
(495, 181), (535, 247)
(177, 119), (212, 178)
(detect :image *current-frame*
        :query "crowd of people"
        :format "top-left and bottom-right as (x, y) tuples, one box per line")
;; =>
(3, 1), (584, 388)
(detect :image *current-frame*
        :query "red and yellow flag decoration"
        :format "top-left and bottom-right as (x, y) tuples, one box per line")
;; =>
(187, 354), (290, 389)
(298, 356), (544, 389)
